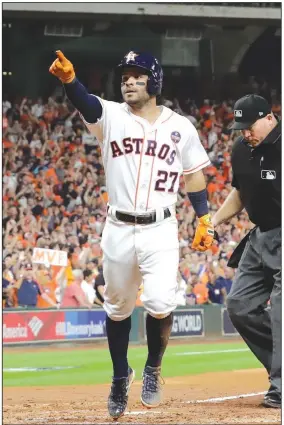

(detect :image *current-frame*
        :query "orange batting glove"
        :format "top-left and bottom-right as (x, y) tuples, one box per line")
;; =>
(49, 50), (76, 84)
(191, 213), (215, 252)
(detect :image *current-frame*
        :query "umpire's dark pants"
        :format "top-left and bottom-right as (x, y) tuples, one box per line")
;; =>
(227, 226), (281, 399)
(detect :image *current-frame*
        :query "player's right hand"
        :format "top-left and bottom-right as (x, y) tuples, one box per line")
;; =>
(49, 50), (75, 84)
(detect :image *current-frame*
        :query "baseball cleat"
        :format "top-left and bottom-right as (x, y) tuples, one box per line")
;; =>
(107, 367), (135, 419)
(141, 365), (164, 408)
(262, 396), (281, 409)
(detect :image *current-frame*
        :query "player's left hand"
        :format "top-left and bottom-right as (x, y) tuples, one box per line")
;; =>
(191, 213), (215, 252)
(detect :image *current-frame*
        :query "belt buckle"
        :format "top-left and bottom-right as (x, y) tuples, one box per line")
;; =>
(136, 214), (148, 225)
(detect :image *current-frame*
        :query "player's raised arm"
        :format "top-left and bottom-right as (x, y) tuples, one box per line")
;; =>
(49, 50), (103, 133)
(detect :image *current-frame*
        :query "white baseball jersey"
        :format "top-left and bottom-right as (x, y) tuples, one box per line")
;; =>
(83, 99), (210, 213)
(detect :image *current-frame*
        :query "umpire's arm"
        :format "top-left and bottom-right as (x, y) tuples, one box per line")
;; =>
(212, 188), (244, 227)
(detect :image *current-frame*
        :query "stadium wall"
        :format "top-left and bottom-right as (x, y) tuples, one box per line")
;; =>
(3, 14), (279, 97)
(3, 305), (238, 346)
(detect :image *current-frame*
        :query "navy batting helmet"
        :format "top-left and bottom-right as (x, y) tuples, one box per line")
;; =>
(117, 51), (163, 96)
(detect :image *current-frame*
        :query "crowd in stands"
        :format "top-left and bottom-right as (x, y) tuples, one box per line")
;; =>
(2, 78), (281, 310)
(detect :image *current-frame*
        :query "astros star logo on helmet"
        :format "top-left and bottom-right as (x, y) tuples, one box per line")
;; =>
(125, 51), (138, 63)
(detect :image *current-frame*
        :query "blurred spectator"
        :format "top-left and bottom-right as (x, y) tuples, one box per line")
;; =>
(35, 265), (58, 308)
(176, 271), (187, 306)
(31, 97), (44, 118)
(81, 269), (96, 304)
(192, 281), (209, 305)
(223, 267), (234, 294)
(191, 271), (210, 305)
(61, 269), (92, 308)
(17, 264), (57, 308)
(3, 207), (19, 230)
(185, 283), (197, 306)
(207, 271), (227, 305)
(2, 272), (15, 308)
(3, 95), (12, 115)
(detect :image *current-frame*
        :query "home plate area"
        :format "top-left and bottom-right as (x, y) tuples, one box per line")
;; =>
(3, 369), (281, 424)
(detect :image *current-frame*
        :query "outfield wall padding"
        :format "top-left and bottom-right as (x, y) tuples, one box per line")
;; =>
(3, 305), (238, 346)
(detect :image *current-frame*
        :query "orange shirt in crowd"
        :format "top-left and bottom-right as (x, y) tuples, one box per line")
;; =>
(200, 272), (209, 285)
(3, 139), (13, 149)
(204, 119), (212, 130)
(36, 269), (57, 308)
(192, 282), (209, 305)
(37, 280), (57, 308)
(209, 244), (219, 255)
(44, 168), (59, 185)
(65, 260), (74, 286)
(101, 191), (108, 204)
(207, 181), (220, 197)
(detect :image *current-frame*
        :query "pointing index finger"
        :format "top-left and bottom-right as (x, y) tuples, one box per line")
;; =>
(55, 50), (67, 63)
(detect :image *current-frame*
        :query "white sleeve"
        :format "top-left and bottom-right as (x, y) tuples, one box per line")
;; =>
(79, 96), (117, 141)
(182, 124), (211, 174)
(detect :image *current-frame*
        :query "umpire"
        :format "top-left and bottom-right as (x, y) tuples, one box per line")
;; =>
(212, 94), (281, 408)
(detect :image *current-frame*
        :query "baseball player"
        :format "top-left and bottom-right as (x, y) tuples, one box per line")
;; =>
(49, 50), (214, 419)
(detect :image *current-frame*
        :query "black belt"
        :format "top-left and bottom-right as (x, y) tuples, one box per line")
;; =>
(113, 208), (171, 225)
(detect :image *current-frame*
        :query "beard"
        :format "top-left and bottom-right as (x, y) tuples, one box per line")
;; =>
(122, 91), (150, 108)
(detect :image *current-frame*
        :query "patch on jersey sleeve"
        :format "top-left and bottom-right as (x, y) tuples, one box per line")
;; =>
(171, 131), (181, 144)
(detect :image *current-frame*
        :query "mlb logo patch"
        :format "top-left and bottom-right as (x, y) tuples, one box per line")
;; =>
(171, 131), (181, 143)
(234, 110), (242, 117)
(261, 170), (276, 180)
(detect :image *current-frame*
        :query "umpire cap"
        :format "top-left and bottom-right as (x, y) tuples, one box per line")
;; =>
(231, 94), (271, 130)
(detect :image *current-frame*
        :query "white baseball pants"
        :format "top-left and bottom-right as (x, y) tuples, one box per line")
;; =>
(100, 211), (179, 321)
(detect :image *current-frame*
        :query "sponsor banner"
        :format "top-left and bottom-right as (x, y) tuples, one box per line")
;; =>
(32, 248), (68, 267)
(171, 309), (204, 338)
(3, 311), (65, 344)
(59, 310), (107, 339)
(221, 308), (239, 336)
(143, 308), (204, 340)
(3, 309), (107, 345)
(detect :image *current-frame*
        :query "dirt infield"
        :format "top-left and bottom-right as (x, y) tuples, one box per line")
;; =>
(3, 369), (281, 424)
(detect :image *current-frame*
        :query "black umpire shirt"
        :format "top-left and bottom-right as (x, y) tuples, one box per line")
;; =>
(231, 121), (281, 231)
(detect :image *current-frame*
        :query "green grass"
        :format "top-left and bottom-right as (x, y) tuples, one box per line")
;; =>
(3, 341), (262, 387)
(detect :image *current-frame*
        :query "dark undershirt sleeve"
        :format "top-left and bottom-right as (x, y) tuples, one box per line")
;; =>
(63, 78), (103, 124)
